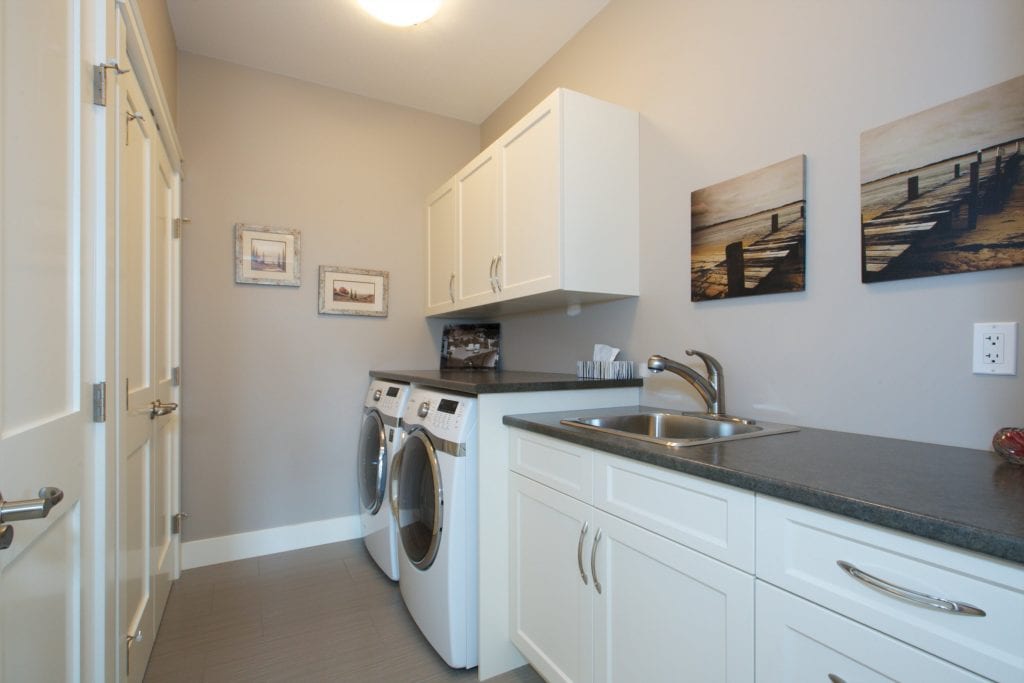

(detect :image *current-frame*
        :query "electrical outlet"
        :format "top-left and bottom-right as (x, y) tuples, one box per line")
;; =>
(973, 322), (1017, 375)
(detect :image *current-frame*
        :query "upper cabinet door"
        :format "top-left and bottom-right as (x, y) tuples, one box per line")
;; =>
(457, 149), (500, 307)
(499, 98), (561, 299)
(426, 180), (458, 314)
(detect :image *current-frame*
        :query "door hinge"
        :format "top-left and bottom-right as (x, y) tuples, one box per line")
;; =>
(171, 512), (189, 535)
(92, 382), (107, 423)
(172, 366), (181, 387)
(173, 217), (191, 239)
(92, 61), (130, 107)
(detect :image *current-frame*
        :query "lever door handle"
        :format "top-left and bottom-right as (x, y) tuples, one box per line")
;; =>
(150, 400), (178, 419)
(0, 486), (64, 523)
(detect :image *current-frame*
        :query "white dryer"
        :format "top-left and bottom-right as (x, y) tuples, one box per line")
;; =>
(390, 388), (478, 669)
(357, 379), (410, 580)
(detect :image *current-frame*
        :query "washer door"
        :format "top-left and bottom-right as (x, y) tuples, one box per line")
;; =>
(357, 410), (387, 514)
(394, 429), (443, 570)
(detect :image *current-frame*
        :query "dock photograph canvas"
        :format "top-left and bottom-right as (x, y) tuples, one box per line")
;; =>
(690, 155), (806, 301)
(860, 74), (1024, 283)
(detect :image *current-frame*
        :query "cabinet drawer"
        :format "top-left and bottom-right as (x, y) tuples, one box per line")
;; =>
(510, 430), (593, 503)
(757, 496), (1024, 682)
(594, 453), (755, 572)
(756, 581), (985, 682)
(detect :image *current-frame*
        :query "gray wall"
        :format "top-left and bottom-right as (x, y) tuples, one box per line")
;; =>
(178, 53), (478, 542)
(483, 0), (1024, 450)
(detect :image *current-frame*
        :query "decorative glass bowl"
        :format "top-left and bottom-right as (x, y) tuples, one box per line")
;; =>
(993, 427), (1024, 465)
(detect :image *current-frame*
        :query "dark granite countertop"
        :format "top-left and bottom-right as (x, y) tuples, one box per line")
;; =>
(504, 405), (1024, 565)
(368, 369), (642, 395)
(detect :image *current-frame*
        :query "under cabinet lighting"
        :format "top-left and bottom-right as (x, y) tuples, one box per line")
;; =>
(357, 0), (442, 27)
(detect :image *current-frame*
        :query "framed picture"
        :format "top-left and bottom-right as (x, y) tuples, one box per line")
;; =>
(319, 266), (389, 317)
(440, 323), (500, 370)
(235, 223), (301, 286)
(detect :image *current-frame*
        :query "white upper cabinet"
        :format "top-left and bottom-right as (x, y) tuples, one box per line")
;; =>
(426, 180), (458, 314)
(425, 88), (639, 318)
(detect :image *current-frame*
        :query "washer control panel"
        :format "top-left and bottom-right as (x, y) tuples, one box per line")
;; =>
(404, 388), (476, 443)
(366, 380), (410, 418)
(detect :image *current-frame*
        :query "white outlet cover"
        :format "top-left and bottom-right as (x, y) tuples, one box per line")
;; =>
(972, 322), (1018, 375)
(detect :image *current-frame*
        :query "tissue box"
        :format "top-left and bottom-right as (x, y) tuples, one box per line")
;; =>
(576, 360), (636, 380)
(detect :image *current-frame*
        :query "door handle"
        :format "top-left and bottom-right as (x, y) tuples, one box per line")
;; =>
(488, 257), (497, 292)
(448, 273), (456, 303)
(150, 400), (178, 419)
(0, 486), (64, 523)
(0, 524), (13, 550)
(590, 528), (603, 594)
(494, 254), (503, 291)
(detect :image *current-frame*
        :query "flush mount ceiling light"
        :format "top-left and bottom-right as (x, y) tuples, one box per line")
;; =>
(357, 0), (443, 27)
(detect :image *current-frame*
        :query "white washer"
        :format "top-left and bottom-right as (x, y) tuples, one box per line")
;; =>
(390, 388), (478, 669)
(357, 379), (410, 581)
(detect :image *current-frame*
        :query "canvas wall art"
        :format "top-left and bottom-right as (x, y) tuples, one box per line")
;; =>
(440, 323), (500, 370)
(691, 155), (806, 301)
(860, 74), (1024, 283)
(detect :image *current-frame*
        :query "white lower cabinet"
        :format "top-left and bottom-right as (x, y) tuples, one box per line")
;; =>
(756, 582), (986, 682)
(509, 431), (755, 683)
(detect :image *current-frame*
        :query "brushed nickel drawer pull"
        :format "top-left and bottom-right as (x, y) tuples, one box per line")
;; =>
(836, 560), (986, 617)
(577, 521), (589, 586)
(827, 675), (847, 683)
(591, 528), (603, 594)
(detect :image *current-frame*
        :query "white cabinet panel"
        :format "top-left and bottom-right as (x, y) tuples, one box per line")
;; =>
(756, 582), (986, 682)
(511, 473), (593, 683)
(510, 431), (594, 503)
(593, 510), (754, 683)
(426, 181), (457, 314)
(756, 496), (1024, 682)
(594, 452), (755, 572)
(457, 149), (500, 306)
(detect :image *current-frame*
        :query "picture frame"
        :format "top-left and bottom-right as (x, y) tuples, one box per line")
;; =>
(235, 223), (301, 286)
(319, 266), (389, 317)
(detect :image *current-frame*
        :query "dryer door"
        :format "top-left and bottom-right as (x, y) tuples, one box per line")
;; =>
(357, 410), (387, 514)
(395, 429), (443, 570)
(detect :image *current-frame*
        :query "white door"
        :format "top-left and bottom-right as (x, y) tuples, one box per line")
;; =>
(509, 473), (593, 683)
(591, 510), (755, 683)
(426, 181), (457, 313)
(457, 149), (500, 306)
(116, 12), (181, 679)
(117, 26), (157, 680)
(0, 0), (99, 680)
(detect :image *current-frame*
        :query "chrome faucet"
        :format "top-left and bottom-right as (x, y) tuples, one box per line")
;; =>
(647, 350), (725, 416)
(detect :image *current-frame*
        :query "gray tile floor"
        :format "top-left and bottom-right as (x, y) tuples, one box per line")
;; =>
(143, 539), (543, 683)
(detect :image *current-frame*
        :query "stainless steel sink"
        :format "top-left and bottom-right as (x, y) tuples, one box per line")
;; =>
(560, 411), (798, 448)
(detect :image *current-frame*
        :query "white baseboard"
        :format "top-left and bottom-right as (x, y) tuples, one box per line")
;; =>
(182, 515), (362, 570)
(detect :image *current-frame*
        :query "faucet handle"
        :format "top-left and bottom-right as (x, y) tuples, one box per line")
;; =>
(685, 349), (723, 378)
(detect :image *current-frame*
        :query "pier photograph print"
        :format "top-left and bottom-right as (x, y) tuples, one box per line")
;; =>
(691, 155), (806, 301)
(860, 74), (1024, 283)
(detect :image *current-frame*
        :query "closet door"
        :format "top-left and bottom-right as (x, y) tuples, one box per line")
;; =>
(0, 0), (98, 679)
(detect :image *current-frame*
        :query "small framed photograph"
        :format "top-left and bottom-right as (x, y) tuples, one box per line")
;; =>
(235, 223), (301, 286)
(319, 266), (389, 317)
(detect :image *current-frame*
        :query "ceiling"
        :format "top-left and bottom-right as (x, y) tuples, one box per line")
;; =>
(166, 0), (609, 124)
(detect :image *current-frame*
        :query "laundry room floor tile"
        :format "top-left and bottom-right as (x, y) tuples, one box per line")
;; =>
(144, 538), (543, 683)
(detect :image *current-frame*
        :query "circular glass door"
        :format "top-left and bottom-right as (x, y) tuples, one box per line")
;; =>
(395, 430), (443, 570)
(357, 411), (387, 514)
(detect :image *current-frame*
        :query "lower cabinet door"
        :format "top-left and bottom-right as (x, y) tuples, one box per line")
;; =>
(592, 510), (755, 683)
(510, 473), (594, 683)
(756, 581), (987, 682)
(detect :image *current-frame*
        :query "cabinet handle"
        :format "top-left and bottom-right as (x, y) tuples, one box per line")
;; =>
(577, 521), (589, 586)
(836, 560), (985, 617)
(488, 257), (497, 292)
(494, 254), (503, 291)
(590, 528), (603, 594)
(827, 675), (847, 683)
(448, 273), (455, 303)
